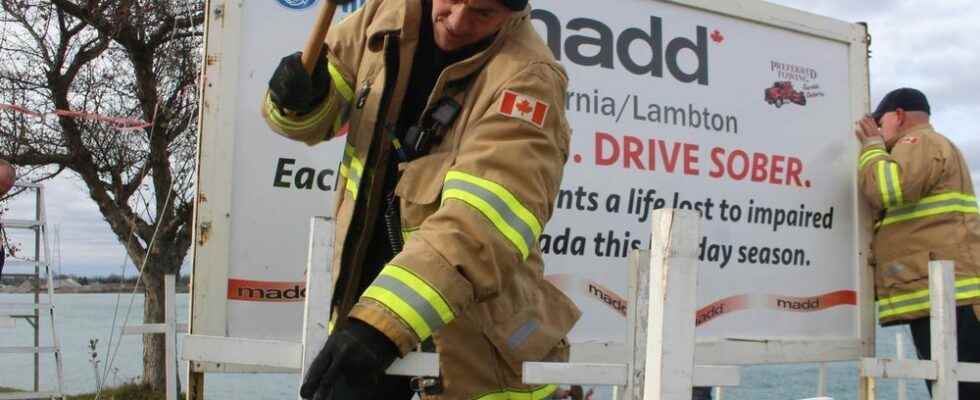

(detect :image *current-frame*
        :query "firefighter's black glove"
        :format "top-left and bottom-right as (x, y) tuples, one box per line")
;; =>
(268, 49), (329, 114)
(300, 319), (400, 400)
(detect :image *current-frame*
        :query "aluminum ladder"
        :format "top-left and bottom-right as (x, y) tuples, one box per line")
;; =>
(0, 183), (66, 400)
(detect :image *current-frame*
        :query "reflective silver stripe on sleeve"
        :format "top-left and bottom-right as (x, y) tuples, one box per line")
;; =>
(443, 179), (537, 253)
(372, 275), (448, 333)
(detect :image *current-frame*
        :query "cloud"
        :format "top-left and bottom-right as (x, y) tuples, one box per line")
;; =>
(767, 1), (980, 119)
(769, 0), (980, 174)
(3, 174), (146, 277)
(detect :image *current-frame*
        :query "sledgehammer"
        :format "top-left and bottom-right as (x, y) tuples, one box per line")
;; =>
(301, 0), (359, 74)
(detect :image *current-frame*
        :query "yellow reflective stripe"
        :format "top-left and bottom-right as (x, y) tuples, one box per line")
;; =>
(402, 227), (418, 242)
(340, 143), (355, 178)
(955, 277), (978, 287)
(881, 204), (979, 226)
(340, 144), (363, 199)
(349, 153), (363, 175)
(880, 289), (980, 319)
(859, 149), (888, 170)
(875, 159), (903, 208)
(876, 161), (891, 208)
(880, 301), (929, 319)
(917, 192), (977, 204)
(380, 265), (454, 324)
(361, 265), (455, 341)
(346, 176), (359, 199)
(890, 162), (904, 206)
(444, 188), (530, 258)
(443, 171), (542, 260)
(362, 285), (433, 340)
(445, 172), (543, 237)
(880, 192), (979, 226)
(878, 277), (980, 304)
(265, 93), (335, 132)
(473, 385), (558, 400)
(878, 277), (980, 318)
(327, 62), (353, 103)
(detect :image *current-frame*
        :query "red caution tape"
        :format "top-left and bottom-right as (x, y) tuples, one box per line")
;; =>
(0, 103), (153, 132)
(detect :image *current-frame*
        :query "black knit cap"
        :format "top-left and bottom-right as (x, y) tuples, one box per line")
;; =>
(872, 88), (931, 122)
(499, 0), (527, 11)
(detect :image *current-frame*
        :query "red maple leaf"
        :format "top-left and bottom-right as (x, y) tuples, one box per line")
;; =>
(711, 30), (724, 43)
(516, 100), (532, 115)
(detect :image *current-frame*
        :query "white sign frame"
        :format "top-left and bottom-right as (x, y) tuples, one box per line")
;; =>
(189, 0), (873, 375)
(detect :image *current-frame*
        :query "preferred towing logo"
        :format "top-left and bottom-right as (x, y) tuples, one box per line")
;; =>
(763, 61), (825, 108)
(276, 0), (318, 10)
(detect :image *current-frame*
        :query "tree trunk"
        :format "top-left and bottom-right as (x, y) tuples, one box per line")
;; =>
(142, 271), (167, 391)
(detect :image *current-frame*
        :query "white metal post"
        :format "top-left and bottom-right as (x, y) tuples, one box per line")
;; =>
(896, 332), (907, 400)
(929, 260), (958, 400)
(166, 274), (178, 400)
(817, 363), (827, 397)
(299, 216), (335, 398)
(859, 260), (980, 397)
(635, 209), (701, 400)
(292, 217), (438, 399)
(626, 250), (646, 399)
(120, 274), (187, 400)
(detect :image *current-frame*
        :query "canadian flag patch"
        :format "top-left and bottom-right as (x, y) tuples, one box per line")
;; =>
(498, 90), (549, 128)
(900, 136), (920, 145)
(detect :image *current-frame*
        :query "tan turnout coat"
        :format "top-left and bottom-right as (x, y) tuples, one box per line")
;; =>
(858, 124), (980, 325)
(262, 0), (581, 398)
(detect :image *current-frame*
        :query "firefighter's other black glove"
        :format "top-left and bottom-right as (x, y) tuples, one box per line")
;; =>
(268, 49), (329, 114)
(300, 319), (400, 400)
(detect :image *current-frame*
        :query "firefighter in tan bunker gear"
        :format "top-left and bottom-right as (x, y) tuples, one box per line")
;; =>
(856, 88), (980, 398)
(262, 0), (580, 398)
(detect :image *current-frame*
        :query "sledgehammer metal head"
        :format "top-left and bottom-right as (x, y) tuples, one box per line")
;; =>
(301, 0), (360, 74)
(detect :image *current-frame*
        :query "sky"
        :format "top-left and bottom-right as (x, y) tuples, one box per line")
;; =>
(2, 0), (980, 277)
(767, 0), (980, 177)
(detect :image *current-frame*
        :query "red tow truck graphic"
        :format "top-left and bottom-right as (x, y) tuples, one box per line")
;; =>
(764, 81), (807, 108)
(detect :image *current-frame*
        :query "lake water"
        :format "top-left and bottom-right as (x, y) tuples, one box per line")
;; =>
(0, 293), (930, 399)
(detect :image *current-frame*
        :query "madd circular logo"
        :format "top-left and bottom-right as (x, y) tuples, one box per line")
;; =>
(277, 0), (318, 10)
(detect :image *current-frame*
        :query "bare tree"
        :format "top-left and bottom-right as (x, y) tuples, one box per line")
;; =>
(0, 0), (204, 390)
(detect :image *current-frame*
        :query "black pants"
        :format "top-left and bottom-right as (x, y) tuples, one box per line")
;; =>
(691, 387), (712, 400)
(359, 375), (413, 400)
(908, 305), (980, 399)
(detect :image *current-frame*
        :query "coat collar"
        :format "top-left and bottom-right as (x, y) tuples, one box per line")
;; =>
(366, 0), (419, 42)
(902, 123), (934, 136)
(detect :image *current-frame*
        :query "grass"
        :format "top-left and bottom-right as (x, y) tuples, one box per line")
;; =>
(0, 384), (181, 400)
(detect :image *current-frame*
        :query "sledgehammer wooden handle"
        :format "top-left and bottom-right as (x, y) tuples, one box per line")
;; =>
(301, 1), (340, 74)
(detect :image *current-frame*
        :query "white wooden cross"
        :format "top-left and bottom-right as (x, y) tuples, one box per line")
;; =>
(860, 260), (980, 400)
(120, 274), (187, 400)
